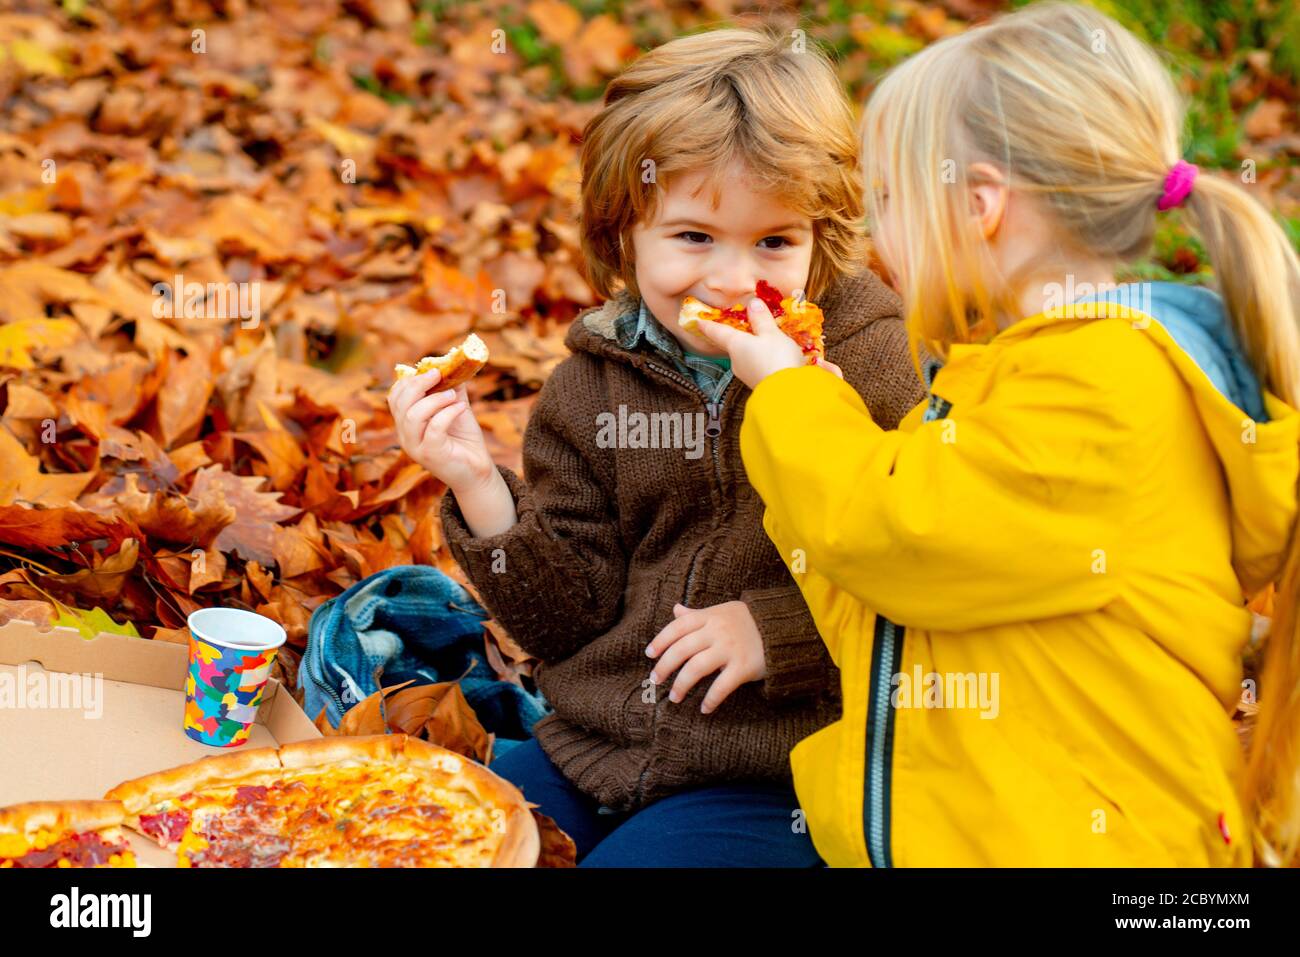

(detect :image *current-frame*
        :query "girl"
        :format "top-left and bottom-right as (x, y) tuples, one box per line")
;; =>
(696, 2), (1300, 866)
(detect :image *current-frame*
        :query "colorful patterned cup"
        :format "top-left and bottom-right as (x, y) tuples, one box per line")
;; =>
(183, 608), (287, 748)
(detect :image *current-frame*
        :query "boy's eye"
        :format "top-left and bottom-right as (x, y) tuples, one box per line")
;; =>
(673, 231), (794, 249)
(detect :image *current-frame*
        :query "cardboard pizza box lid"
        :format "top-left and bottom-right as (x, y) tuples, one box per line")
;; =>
(0, 617), (321, 867)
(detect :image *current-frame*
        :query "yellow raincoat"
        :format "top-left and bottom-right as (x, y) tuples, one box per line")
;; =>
(740, 302), (1299, 866)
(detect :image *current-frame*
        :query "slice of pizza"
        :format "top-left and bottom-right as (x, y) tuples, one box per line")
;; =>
(0, 800), (137, 868)
(105, 746), (287, 866)
(105, 734), (539, 868)
(678, 279), (825, 361)
(394, 333), (490, 389)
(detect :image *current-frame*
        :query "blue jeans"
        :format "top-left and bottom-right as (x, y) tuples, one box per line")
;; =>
(489, 738), (823, 867)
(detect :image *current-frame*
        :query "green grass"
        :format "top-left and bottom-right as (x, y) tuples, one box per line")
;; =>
(1183, 61), (1245, 168)
(1077, 0), (1300, 83)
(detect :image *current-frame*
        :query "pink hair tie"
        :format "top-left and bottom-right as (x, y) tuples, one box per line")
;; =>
(1157, 159), (1198, 210)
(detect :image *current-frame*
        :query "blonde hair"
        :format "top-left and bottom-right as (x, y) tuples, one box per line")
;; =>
(580, 26), (865, 304)
(862, 1), (1300, 865)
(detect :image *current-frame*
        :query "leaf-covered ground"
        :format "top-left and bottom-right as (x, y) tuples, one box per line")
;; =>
(0, 0), (1294, 731)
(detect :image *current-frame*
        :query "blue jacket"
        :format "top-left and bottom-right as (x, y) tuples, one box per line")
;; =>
(299, 565), (551, 757)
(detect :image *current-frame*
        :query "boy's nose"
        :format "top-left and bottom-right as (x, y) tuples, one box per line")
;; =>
(704, 272), (757, 306)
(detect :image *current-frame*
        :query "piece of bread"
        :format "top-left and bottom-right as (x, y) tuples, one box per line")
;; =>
(394, 333), (490, 389)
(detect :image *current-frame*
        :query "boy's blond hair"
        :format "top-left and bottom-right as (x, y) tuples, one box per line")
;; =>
(580, 26), (865, 304)
(861, 1), (1300, 865)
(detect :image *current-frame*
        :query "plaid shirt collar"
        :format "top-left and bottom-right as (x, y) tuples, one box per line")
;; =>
(611, 299), (733, 401)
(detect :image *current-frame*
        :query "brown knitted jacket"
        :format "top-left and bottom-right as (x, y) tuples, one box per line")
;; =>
(440, 267), (925, 811)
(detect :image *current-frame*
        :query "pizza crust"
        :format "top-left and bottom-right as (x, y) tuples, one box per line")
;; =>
(0, 800), (126, 838)
(105, 746), (284, 814)
(276, 733), (405, 771)
(399, 737), (539, 868)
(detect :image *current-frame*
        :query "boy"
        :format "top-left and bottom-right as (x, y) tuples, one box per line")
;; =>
(388, 27), (924, 866)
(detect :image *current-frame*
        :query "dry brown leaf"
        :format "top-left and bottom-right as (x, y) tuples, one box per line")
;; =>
(384, 680), (493, 762)
(0, 422), (97, 508)
(532, 809), (577, 867)
(110, 472), (235, 550)
(191, 464), (302, 565)
(1245, 99), (1289, 140)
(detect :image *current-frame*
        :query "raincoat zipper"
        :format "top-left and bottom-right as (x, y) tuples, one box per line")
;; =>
(864, 374), (951, 867)
(864, 616), (902, 866)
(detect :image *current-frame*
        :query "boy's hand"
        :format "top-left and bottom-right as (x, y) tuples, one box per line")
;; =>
(646, 601), (767, 714)
(387, 370), (494, 495)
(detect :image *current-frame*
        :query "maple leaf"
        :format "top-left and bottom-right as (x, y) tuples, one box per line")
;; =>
(188, 464), (301, 566)
(50, 604), (141, 639)
(111, 471), (236, 551)
(0, 423), (98, 509)
(0, 502), (133, 555)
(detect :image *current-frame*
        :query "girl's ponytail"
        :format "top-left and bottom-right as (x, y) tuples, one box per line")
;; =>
(1188, 174), (1300, 866)
(1184, 175), (1300, 405)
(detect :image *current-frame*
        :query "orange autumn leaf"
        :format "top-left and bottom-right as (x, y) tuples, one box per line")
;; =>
(322, 676), (493, 765)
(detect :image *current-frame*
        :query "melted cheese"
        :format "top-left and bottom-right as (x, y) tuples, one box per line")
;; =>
(154, 763), (504, 867)
(0, 826), (136, 867)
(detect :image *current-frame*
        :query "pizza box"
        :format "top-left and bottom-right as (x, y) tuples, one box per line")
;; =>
(0, 617), (321, 867)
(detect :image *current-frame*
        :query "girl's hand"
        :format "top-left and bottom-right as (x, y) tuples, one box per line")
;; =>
(691, 296), (806, 389)
(646, 601), (767, 714)
(387, 370), (494, 495)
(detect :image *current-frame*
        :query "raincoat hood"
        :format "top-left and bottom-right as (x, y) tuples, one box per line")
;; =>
(1077, 281), (1267, 420)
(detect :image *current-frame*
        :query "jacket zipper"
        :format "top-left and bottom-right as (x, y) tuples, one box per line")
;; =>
(863, 380), (952, 866)
(646, 361), (727, 491)
(308, 621), (348, 715)
(634, 361), (728, 805)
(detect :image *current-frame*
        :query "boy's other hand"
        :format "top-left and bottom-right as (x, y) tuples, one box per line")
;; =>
(646, 601), (767, 714)
(387, 371), (494, 495)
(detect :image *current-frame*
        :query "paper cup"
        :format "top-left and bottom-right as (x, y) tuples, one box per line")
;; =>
(183, 608), (287, 748)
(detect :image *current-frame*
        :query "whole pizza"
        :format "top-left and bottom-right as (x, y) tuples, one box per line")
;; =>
(97, 734), (539, 867)
(1, 735), (551, 868)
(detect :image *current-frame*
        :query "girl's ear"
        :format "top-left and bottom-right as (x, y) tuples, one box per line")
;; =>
(967, 161), (1009, 240)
